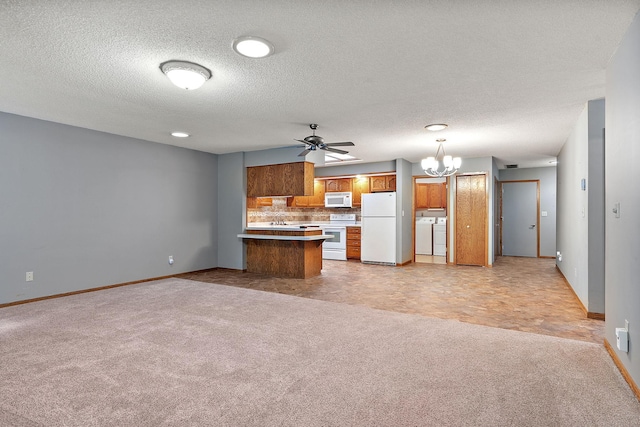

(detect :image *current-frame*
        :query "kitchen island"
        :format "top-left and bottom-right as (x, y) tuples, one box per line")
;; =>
(238, 226), (330, 278)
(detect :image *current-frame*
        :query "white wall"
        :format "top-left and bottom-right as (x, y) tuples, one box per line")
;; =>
(605, 10), (640, 386)
(0, 112), (218, 304)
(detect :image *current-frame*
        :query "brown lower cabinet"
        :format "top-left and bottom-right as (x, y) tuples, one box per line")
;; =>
(346, 226), (361, 260)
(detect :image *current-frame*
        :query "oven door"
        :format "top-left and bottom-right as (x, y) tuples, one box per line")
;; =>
(321, 226), (347, 260)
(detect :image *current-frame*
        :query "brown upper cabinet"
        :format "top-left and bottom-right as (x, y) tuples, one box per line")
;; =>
(325, 178), (353, 193)
(246, 197), (273, 208)
(415, 182), (447, 209)
(370, 174), (396, 192)
(352, 177), (370, 207)
(247, 162), (314, 197)
(288, 179), (325, 208)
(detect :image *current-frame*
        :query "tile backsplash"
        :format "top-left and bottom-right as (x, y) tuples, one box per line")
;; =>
(247, 197), (360, 223)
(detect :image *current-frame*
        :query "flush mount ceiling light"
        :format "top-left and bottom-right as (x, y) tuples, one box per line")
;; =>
(171, 132), (190, 138)
(424, 123), (448, 131)
(421, 138), (462, 177)
(160, 60), (211, 90)
(232, 36), (274, 58)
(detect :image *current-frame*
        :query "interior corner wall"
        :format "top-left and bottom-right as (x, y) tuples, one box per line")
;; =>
(605, 10), (640, 386)
(587, 99), (605, 315)
(216, 152), (246, 270)
(0, 112), (218, 305)
(557, 105), (589, 308)
(395, 158), (413, 264)
(498, 166), (557, 257)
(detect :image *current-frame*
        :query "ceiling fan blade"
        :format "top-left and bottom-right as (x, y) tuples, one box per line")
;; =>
(294, 139), (311, 145)
(323, 147), (349, 155)
(298, 149), (312, 157)
(324, 141), (354, 147)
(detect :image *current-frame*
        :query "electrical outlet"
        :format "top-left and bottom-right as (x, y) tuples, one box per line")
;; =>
(26, 272), (33, 282)
(626, 320), (629, 331)
(168, 256), (174, 265)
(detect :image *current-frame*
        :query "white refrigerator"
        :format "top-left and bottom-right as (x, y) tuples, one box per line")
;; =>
(361, 192), (396, 264)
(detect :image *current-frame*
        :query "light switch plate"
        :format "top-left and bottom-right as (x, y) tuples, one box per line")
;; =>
(541, 211), (548, 217)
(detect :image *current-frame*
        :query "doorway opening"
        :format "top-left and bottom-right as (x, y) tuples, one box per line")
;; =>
(413, 176), (448, 264)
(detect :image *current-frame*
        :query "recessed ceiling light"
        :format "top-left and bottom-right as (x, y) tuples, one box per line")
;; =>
(160, 61), (211, 90)
(233, 36), (274, 58)
(171, 132), (190, 138)
(425, 123), (448, 131)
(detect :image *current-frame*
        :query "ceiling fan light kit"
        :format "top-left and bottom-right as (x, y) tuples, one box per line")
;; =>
(295, 124), (355, 157)
(160, 60), (211, 90)
(233, 36), (274, 58)
(421, 138), (462, 177)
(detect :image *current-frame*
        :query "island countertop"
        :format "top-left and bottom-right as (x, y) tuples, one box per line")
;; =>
(238, 233), (331, 241)
(239, 228), (329, 278)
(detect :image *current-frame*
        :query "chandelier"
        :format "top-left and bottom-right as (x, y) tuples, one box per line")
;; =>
(421, 139), (462, 177)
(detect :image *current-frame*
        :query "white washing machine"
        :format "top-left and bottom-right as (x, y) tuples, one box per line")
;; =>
(415, 217), (436, 255)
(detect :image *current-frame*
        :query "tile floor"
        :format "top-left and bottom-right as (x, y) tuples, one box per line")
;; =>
(178, 256), (604, 344)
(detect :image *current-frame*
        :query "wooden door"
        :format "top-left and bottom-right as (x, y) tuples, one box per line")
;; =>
(455, 174), (487, 266)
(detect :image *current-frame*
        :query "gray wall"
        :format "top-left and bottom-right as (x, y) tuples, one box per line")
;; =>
(316, 160), (396, 177)
(0, 112), (218, 304)
(556, 100), (605, 314)
(396, 159), (413, 264)
(605, 11), (640, 386)
(217, 152), (246, 270)
(587, 99), (606, 315)
(557, 105), (589, 306)
(499, 167), (557, 257)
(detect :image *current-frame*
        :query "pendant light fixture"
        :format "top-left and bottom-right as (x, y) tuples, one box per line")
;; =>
(160, 60), (211, 90)
(421, 139), (462, 177)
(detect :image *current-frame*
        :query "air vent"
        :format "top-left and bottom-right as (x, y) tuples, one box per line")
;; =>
(505, 164), (518, 169)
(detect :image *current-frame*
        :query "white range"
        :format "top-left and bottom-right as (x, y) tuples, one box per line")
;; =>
(319, 213), (357, 261)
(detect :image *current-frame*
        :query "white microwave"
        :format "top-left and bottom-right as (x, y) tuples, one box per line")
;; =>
(325, 192), (352, 208)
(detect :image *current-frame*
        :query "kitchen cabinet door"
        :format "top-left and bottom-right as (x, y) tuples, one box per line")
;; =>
(247, 197), (273, 208)
(352, 178), (370, 207)
(289, 180), (324, 208)
(325, 178), (352, 193)
(287, 196), (308, 207)
(415, 184), (429, 208)
(246, 162), (314, 197)
(370, 175), (396, 192)
(427, 183), (447, 209)
(307, 180), (326, 207)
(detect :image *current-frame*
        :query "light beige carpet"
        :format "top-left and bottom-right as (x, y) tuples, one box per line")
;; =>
(0, 278), (639, 426)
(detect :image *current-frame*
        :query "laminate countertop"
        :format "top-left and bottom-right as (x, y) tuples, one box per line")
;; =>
(237, 233), (332, 241)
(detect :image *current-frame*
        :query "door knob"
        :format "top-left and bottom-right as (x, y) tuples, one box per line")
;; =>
(529, 224), (536, 229)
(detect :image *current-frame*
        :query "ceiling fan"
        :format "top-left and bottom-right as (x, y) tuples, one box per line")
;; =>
(295, 124), (355, 157)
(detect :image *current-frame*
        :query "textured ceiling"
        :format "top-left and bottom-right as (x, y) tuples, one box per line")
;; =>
(1, 1), (639, 168)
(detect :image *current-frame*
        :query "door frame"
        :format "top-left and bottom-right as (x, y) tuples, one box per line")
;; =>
(499, 179), (541, 258)
(412, 175), (450, 263)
